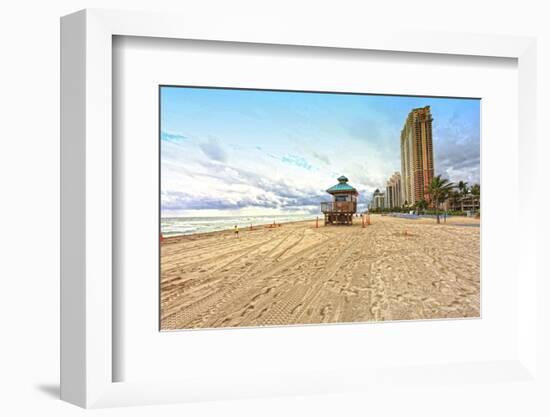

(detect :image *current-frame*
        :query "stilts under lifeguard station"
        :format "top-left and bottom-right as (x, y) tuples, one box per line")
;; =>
(320, 175), (359, 225)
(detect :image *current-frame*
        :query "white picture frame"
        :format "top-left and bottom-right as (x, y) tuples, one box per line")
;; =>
(61, 8), (543, 410)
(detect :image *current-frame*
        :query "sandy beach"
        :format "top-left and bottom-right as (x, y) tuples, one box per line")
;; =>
(160, 215), (480, 330)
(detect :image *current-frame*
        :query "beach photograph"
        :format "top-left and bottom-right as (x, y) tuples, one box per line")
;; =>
(160, 86), (480, 330)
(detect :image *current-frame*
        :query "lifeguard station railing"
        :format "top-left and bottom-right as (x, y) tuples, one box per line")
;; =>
(320, 201), (357, 213)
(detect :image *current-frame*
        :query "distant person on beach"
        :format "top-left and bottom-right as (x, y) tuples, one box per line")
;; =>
(234, 225), (239, 238)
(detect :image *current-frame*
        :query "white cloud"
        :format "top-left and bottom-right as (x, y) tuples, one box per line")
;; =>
(198, 136), (228, 162)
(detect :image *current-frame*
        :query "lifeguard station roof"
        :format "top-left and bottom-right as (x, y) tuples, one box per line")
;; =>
(326, 175), (358, 194)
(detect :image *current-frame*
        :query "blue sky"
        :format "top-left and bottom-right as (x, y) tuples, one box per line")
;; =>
(161, 86), (480, 217)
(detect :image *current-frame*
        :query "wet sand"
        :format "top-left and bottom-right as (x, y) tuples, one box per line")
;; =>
(160, 214), (480, 330)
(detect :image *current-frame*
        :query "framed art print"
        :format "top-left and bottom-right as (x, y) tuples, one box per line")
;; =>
(159, 86), (481, 331)
(60, 9), (545, 411)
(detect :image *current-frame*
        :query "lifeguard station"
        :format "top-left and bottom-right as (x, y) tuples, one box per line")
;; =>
(320, 176), (359, 225)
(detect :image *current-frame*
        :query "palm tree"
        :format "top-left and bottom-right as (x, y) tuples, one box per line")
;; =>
(414, 199), (428, 214)
(457, 180), (469, 196)
(428, 175), (455, 224)
(470, 183), (480, 197)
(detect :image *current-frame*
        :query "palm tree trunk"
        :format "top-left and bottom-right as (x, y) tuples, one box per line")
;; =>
(435, 199), (440, 224)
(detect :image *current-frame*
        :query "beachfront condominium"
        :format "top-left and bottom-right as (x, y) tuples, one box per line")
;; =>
(370, 188), (385, 209)
(400, 106), (435, 205)
(385, 172), (402, 208)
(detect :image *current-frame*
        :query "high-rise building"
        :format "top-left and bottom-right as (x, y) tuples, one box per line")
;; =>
(370, 188), (385, 209)
(385, 172), (402, 208)
(400, 106), (434, 205)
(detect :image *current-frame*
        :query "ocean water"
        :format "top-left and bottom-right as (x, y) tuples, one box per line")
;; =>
(161, 214), (319, 236)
